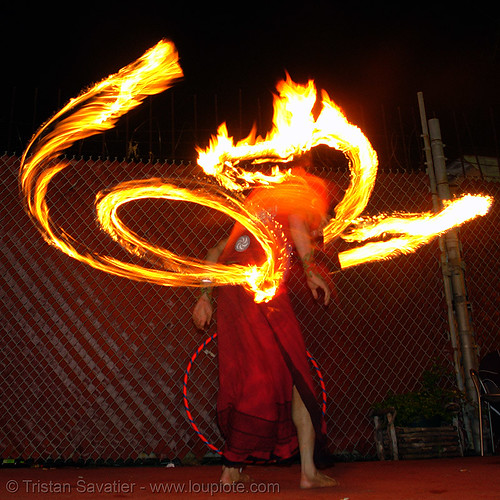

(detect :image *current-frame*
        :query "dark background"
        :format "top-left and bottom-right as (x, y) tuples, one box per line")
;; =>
(2, 2), (499, 162)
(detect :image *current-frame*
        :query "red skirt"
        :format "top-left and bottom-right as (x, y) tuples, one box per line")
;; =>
(216, 283), (328, 466)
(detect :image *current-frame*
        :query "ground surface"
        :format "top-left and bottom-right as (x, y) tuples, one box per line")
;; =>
(1, 456), (499, 499)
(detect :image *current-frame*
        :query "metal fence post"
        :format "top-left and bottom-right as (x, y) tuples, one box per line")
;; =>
(428, 116), (480, 452)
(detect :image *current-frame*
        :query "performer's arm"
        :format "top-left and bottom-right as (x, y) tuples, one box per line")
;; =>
(289, 214), (330, 306)
(192, 238), (228, 329)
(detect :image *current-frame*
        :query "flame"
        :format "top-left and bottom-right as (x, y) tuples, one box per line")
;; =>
(17, 39), (286, 302)
(20, 40), (182, 207)
(338, 194), (494, 268)
(93, 171), (330, 301)
(18, 41), (192, 283)
(94, 178), (286, 300)
(196, 75), (379, 243)
(18, 39), (494, 304)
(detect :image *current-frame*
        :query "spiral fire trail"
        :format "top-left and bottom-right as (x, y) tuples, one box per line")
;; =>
(19, 40), (493, 303)
(18, 40), (287, 302)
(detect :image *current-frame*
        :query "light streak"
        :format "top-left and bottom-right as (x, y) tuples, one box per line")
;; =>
(338, 194), (493, 269)
(95, 178), (286, 301)
(196, 74), (380, 244)
(18, 40), (494, 302)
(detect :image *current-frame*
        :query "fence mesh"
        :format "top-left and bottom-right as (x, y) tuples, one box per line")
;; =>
(1, 153), (499, 464)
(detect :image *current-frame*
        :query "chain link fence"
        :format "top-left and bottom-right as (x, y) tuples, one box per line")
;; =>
(1, 152), (499, 464)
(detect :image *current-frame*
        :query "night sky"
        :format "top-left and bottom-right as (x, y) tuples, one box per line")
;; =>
(2, 2), (499, 157)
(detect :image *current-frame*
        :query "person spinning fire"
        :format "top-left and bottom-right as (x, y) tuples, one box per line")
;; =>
(192, 168), (338, 488)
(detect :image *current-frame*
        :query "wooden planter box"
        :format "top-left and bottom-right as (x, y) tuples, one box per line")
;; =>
(371, 409), (463, 460)
(394, 426), (462, 460)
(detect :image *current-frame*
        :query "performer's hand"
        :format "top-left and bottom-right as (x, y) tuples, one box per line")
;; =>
(192, 295), (213, 329)
(306, 271), (331, 306)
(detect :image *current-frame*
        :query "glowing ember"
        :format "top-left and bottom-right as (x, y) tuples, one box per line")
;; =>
(18, 39), (494, 303)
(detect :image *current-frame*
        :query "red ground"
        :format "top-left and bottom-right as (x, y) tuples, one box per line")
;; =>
(1, 456), (499, 499)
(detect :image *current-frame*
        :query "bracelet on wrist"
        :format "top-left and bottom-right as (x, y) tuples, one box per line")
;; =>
(199, 279), (213, 302)
(301, 250), (317, 277)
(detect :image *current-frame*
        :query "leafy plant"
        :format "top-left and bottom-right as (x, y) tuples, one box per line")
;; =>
(372, 359), (463, 427)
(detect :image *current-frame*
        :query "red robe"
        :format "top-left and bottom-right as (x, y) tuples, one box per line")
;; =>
(216, 215), (329, 466)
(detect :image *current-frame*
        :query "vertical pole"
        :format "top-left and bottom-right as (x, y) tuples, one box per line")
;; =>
(489, 107), (499, 171)
(238, 88), (243, 138)
(102, 133), (106, 157)
(398, 106), (408, 168)
(214, 93), (218, 129)
(149, 98), (153, 162)
(418, 92), (473, 448)
(8, 86), (16, 152)
(171, 91), (175, 160)
(125, 114), (130, 160)
(257, 97), (262, 135)
(32, 87), (38, 134)
(193, 93), (198, 145)
(381, 104), (391, 170)
(428, 116), (480, 452)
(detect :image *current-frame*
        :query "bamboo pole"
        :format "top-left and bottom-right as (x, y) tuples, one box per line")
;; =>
(428, 116), (480, 452)
(417, 93), (471, 442)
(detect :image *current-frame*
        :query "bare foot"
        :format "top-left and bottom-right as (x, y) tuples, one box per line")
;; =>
(220, 466), (252, 484)
(300, 469), (338, 489)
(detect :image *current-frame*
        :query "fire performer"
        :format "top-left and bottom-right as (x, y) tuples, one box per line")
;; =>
(192, 169), (338, 488)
